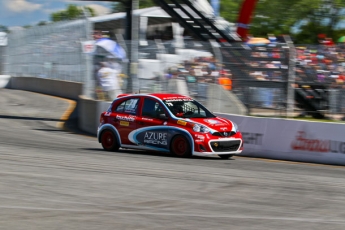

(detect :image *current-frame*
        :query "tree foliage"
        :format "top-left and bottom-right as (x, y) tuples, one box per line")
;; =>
(50, 4), (96, 22)
(37, 21), (49, 26)
(0, 25), (8, 33)
(221, 0), (345, 44)
(49, 1), (345, 44)
(111, 0), (155, 13)
(131, 0), (345, 44)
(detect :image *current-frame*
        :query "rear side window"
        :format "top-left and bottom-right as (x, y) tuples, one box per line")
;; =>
(115, 98), (139, 115)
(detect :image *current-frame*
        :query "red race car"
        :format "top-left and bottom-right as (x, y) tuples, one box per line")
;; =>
(97, 93), (243, 159)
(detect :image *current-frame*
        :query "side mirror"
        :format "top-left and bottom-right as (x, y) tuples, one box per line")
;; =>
(158, 113), (169, 120)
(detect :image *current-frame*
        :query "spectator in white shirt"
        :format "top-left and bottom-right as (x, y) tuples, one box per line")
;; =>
(97, 62), (123, 101)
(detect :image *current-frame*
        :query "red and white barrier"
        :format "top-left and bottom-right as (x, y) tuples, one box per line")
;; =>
(216, 113), (345, 166)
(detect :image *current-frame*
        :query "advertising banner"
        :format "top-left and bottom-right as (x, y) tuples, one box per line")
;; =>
(216, 113), (345, 165)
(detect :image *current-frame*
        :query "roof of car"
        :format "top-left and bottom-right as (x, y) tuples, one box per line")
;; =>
(117, 93), (193, 101)
(148, 93), (193, 100)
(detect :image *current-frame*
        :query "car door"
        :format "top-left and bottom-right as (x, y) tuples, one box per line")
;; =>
(110, 97), (140, 145)
(133, 97), (171, 151)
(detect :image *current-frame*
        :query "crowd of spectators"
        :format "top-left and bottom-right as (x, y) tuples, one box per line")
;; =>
(247, 45), (288, 82)
(295, 42), (345, 88)
(94, 33), (345, 114)
(163, 56), (233, 101)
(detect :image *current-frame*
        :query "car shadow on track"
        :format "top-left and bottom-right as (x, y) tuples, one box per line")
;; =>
(80, 148), (234, 161)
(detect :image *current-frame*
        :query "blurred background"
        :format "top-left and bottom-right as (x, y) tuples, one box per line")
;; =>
(1, 0), (345, 120)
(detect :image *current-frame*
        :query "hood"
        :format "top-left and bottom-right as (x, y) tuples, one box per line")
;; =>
(188, 117), (235, 132)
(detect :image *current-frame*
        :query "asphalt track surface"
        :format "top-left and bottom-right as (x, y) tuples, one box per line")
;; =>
(1, 88), (345, 230)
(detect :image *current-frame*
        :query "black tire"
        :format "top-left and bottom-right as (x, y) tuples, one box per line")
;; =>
(101, 130), (120, 151)
(170, 135), (192, 157)
(218, 154), (233, 159)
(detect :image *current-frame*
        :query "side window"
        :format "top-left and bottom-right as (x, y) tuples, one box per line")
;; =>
(115, 98), (139, 115)
(142, 98), (165, 118)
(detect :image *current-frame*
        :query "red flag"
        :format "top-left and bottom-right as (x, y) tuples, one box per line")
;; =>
(236, 0), (258, 40)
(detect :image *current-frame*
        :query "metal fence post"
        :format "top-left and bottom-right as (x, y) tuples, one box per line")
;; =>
(82, 19), (94, 98)
(130, 0), (139, 93)
(284, 35), (296, 118)
(209, 40), (222, 112)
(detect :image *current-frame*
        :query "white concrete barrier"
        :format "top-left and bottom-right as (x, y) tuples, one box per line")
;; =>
(0, 75), (10, 88)
(8, 77), (83, 100)
(78, 95), (111, 135)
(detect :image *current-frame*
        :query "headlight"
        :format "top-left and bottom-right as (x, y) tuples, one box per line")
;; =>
(232, 122), (239, 132)
(193, 124), (210, 133)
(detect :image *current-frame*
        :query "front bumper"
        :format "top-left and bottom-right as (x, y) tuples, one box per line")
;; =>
(193, 138), (243, 156)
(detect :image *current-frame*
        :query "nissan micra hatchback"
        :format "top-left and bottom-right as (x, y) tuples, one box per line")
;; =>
(98, 93), (243, 159)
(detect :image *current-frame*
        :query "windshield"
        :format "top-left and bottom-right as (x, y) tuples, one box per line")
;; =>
(163, 99), (216, 118)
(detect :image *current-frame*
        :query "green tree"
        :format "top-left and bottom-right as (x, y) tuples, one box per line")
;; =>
(223, 0), (345, 44)
(0, 25), (8, 32)
(290, 0), (345, 43)
(37, 21), (49, 26)
(111, 0), (155, 13)
(109, 0), (345, 44)
(50, 4), (96, 22)
(219, 0), (242, 23)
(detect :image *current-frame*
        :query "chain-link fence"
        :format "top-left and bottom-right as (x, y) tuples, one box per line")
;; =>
(3, 19), (345, 119)
(293, 44), (345, 119)
(4, 20), (90, 82)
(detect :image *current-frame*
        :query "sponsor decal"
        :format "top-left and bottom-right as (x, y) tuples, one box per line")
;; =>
(220, 127), (227, 131)
(217, 117), (231, 124)
(142, 117), (153, 121)
(204, 119), (220, 125)
(195, 134), (205, 141)
(291, 131), (345, 154)
(116, 115), (136, 122)
(163, 121), (167, 125)
(104, 112), (111, 116)
(144, 132), (168, 145)
(177, 120), (187, 126)
(128, 126), (175, 151)
(242, 132), (263, 145)
(120, 121), (129, 126)
(165, 98), (193, 102)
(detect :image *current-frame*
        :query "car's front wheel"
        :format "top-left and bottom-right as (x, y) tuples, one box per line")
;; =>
(101, 130), (120, 151)
(218, 154), (233, 159)
(170, 135), (192, 157)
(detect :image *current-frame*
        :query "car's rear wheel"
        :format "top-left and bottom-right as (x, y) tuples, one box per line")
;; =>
(218, 154), (233, 159)
(101, 130), (119, 151)
(170, 135), (192, 157)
